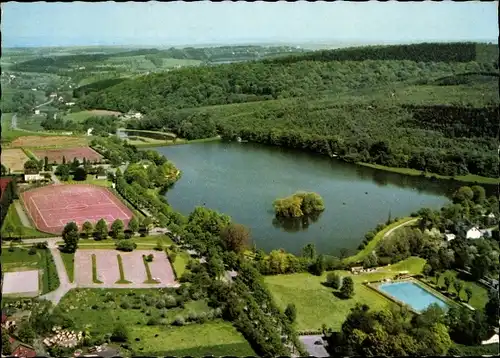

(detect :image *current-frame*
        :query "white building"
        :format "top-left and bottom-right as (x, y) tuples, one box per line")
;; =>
(24, 173), (44, 182)
(466, 227), (482, 240)
(66, 102), (75, 106)
(444, 233), (456, 242)
(86, 128), (94, 136)
(34, 109), (40, 115)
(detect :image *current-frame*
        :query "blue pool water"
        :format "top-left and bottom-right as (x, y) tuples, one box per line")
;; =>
(378, 281), (449, 313)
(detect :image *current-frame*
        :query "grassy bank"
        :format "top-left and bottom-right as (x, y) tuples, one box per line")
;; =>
(1, 202), (53, 239)
(132, 136), (222, 148)
(343, 217), (417, 265)
(358, 162), (500, 185)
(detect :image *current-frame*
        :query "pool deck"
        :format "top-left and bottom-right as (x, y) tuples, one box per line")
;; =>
(366, 277), (457, 314)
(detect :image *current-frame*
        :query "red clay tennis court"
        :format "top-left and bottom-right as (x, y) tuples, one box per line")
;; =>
(21, 184), (134, 234)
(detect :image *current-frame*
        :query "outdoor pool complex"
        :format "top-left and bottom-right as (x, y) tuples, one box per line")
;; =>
(378, 281), (449, 313)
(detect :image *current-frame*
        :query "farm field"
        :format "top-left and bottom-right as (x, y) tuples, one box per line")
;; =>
(264, 257), (426, 331)
(57, 288), (254, 356)
(64, 109), (122, 122)
(33, 146), (103, 163)
(9, 135), (88, 149)
(1, 148), (30, 172)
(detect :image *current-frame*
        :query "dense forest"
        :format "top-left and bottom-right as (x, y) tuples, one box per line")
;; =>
(76, 43), (499, 179)
(264, 42), (498, 64)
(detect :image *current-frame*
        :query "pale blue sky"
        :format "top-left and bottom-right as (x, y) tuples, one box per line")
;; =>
(1, 1), (497, 48)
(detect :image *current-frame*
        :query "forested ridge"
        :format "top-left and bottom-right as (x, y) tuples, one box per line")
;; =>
(76, 42), (499, 179)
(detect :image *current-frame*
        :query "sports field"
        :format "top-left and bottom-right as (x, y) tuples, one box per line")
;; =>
(21, 184), (133, 234)
(33, 146), (103, 164)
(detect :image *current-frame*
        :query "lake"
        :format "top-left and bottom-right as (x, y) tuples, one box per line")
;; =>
(154, 141), (470, 255)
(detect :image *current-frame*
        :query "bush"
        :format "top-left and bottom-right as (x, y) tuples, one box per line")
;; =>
(172, 316), (185, 326)
(120, 301), (130, 309)
(34, 241), (48, 249)
(326, 272), (341, 289)
(28, 247), (37, 255)
(164, 295), (177, 308)
(116, 240), (137, 252)
(179, 272), (193, 283)
(146, 317), (160, 326)
(145, 254), (154, 262)
(111, 323), (129, 342)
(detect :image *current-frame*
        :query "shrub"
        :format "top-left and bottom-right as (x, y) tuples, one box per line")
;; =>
(179, 272), (193, 283)
(120, 301), (130, 309)
(111, 323), (129, 342)
(145, 254), (154, 262)
(116, 240), (137, 252)
(28, 247), (37, 255)
(34, 241), (48, 249)
(326, 272), (341, 289)
(146, 317), (160, 326)
(164, 295), (177, 308)
(172, 316), (185, 326)
(187, 311), (198, 322)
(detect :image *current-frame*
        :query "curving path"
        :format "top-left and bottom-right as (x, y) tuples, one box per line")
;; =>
(383, 218), (419, 239)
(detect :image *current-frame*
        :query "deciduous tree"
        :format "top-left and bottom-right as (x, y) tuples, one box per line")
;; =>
(110, 219), (124, 239)
(62, 221), (79, 253)
(220, 223), (251, 253)
(95, 218), (108, 240)
(340, 276), (354, 298)
(127, 217), (139, 234)
(82, 221), (94, 237)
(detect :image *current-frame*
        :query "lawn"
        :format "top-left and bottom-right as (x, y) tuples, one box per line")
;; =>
(66, 235), (173, 250)
(343, 217), (417, 265)
(423, 269), (490, 310)
(16, 114), (46, 131)
(1, 247), (59, 294)
(61, 175), (111, 187)
(1, 202), (52, 239)
(358, 162), (500, 185)
(264, 256), (425, 331)
(129, 322), (255, 357)
(1, 247), (41, 272)
(168, 249), (190, 279)
(60, 252), (75, 283)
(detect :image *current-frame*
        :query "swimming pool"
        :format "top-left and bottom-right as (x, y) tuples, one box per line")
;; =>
(378, 280), (449, 313)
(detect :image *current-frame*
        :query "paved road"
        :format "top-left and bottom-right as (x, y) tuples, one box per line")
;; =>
(299, 335), (329, 358)
(34, 98), (54, 109)
(14, 201), (33, 227)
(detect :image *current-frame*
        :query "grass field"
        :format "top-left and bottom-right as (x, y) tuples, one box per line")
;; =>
(64, 110), (121, 123)
(344, 217), (416, 264)
(1, 202), (52, 239)
(264, 256), (426, 331)
(61, 252), (75, 283)
(16, 114), (46, 131)
(62, 175), (111, 187)
(1, 246), (41, 272)
(169, 250), (190, 279)
(423, 269), (490, 310)
(1, 247), (60, 294)
(358, 162), (500, 185)
(62, 235), (173, 250)
(129, 322), (255, 357)
(57, 288), (253, 356)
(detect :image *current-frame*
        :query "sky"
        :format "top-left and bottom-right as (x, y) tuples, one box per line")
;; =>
(1, 1), (498, 48)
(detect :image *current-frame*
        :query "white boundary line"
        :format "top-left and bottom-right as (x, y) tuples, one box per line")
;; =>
(30, 196), (50, 228)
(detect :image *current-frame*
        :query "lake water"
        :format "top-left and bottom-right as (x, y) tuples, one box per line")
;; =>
(154, 141), (466, 255)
